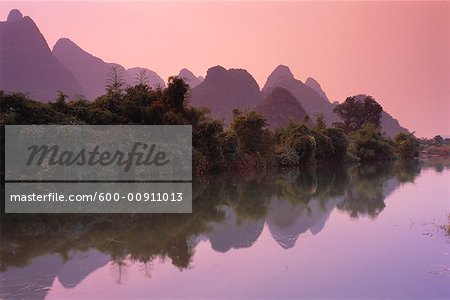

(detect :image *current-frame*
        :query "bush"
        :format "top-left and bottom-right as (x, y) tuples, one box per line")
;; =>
(231, 110), (272, 154)
(349, 123), (394, 162)
(394, 132), (420, 160)
(311, 130), (335, 161)
(276, 122), (316, 164)
(276, 146), (300, 167)
(325, 128), (349, 161)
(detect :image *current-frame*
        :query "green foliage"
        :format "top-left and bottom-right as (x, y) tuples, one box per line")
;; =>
(324, 127), (349, 161)
(311, 130), (335, 161)
(1, 92), (72, 124)
(1, 79), (419, 173)
(313, 114), (327, 131)
(275, 146), (300, 167)
(394, 132), (420, 160)
(164, 76), (189, 112)
(275, 122), (316, 164)
(106, 66), (126, 96)
(121, 84), (155, 123)
(219, 130), (239, 164)
(231, 110), (271, 154)
(349, 123), (394, 162)
(192, 119), (225, 171)
(334, 95), (383, 133)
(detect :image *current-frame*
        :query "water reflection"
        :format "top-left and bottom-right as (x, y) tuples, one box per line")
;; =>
(0, 161), (446, 299)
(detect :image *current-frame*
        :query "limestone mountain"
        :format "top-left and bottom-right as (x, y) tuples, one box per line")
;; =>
(53, 38), (164, 99)
(305, 77), (330, 102)
(255, 87), (309, 128)
(52, 38), (124, 99)
(126, 67), (165, 88)
(190, 66), (262, 123)
(0, 10), (83, 100)
(262, 65), (339, 125)
(178, 68), (203, 88)
(264, 65), (408, 136)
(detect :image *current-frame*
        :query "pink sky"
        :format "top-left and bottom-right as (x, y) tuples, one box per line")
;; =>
(1, 1), (449, 137)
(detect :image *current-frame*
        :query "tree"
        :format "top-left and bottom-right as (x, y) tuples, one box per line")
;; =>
(231, 110), (270, 154)
(324, 128), (348, 161)
(313, 115), (327, 131)
(192, 119), (225, 170)
(134, 69), (149, 86)
(394, 132), (420, 160)
(349, 123), (394, 162)
(164, 76), (189, 112)
(275, 122), (316, 164)
(106, 66), (126, 96)
(101, 66), (126, 119)
(311, 130), (335, 161)
(122, 84), (155, 124)
(334, 95), (383, 133)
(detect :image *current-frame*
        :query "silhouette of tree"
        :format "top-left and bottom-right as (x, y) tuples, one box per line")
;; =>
(164, 76), (189, 112)
(334, 95), (382, 133)
(134, 69), (149, 86)
(106, 66), (126, 96)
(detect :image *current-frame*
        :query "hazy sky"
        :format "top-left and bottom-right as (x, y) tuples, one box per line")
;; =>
(1, 1), (449, 137)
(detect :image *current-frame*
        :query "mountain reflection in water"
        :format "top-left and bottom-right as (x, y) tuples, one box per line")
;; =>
(1, 161), (447, 299)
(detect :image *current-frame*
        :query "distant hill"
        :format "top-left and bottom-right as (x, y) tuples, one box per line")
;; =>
(52, 38), (123, 99)
(262, 65), (339, 125)
(178, 68), (203, 88)
(305, 77), (330, 102)
(255, 87), (309, 128)
(126, 67), (165, 89)
(53, 38), (165, 99)
(0, 9), (83, 100)
(0, 9), (410, 136)
(190, 66), (262, 123)
(263, 65), (408, 136)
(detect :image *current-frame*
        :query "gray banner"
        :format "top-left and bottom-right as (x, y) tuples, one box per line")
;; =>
(5, 125), (192, 181)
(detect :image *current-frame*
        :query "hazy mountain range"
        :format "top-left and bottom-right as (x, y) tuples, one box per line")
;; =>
(0, 9), (83, 100)
(53, 38), (166, 99)
(0, 9), (408, 136)
(255, 87), (310, 128)
(189, 65), (262, 122)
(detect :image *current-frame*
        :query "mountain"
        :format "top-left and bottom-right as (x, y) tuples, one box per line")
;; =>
(53, 38), (164, 99)
(178, 68), (203, 88)
(381, 112), (409, 137)
(262, 65), (339, 125)
(126, 67), (165, 89)
(305, 77), (330, 102)
(190, 66), (262, 123)
(0, 10), (83, 100)
(52, 38), (123, 99)
(264, 65), (408, 136)
(255, 87), (309, 128)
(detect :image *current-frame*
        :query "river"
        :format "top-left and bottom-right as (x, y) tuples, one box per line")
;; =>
(1, 161), (449, 299)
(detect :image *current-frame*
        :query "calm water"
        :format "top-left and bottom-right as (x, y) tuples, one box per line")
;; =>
(1, 162), (449, 299)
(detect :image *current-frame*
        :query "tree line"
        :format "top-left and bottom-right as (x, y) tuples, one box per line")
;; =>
(0, 75), (421, 174)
